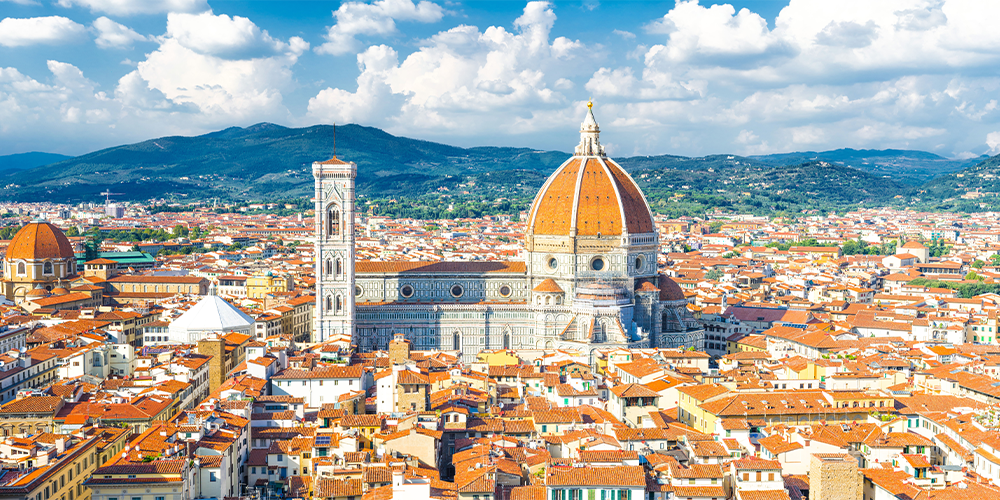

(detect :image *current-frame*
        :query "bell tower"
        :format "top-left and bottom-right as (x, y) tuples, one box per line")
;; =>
(313, 154), (356, 343)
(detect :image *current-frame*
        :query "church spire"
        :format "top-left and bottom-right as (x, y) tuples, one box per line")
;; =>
(575, 100), (605, 156)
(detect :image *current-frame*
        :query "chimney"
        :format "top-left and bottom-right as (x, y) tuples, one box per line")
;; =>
(55, 438), (66, 453)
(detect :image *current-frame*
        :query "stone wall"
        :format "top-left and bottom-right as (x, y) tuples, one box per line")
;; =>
(809, 453), (862, 500)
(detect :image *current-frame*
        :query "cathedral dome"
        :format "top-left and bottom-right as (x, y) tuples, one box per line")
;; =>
(526, 103), (654, 239)
(659, 274), (686, 302)
(6, 222), (75, 261)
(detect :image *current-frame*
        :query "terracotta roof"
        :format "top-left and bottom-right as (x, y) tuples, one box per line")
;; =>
(314, 477), (362, 498)
(108, 276), (206, 283)
(272, 366), (363, 379)
(316, 156), (350, 165)
(738, 491), (792, 500)
(547, 465), (645, 486)
(532, 278), (564, 293)
(610, 383), (660, 398)
(0, 396), (63, 414)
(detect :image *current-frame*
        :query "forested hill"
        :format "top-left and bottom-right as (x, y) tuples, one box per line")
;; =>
(0, 123), (570, 203)
(1, 122), (995, 216)
(920, 154), (1000, 199)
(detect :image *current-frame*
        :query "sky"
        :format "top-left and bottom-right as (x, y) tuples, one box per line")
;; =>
(1, 0), (999, 159)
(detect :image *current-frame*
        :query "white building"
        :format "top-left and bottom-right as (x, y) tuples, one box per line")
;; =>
(270, 365), (365, 408)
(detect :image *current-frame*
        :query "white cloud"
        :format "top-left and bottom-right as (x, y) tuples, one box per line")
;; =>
(6, 0), (1000, 160)
(308, 1), (588, 139)
(0, 60), (117, 144)
(92, 17), (148, 49)
(0, 16), (86, 47)
(317, 0), (446, 56)
(814, 20), (878, 48)
(988, 131), (1000, 155)
(1, 0), (41, 5)
(308, 45), (406, 124)
(165, 12), (306, 59)
(644, 0), (795, 66)
(55, 0), (209, 16)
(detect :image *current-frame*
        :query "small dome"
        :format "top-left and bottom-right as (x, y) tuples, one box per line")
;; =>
(658, 275), (685, 302)
(6, 222), (75, 261)
(51, 287), (69, 296)
(25, 287), (50, 298)
(169, 294), (255, 334)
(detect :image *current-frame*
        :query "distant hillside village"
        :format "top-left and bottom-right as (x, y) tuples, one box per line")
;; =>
(1, 109), (1000, 500)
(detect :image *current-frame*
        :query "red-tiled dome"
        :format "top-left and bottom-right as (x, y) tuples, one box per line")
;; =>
(527, 158), (654, 238)
(659, 274), (686, 302)
(5, 222), (75, 261)
(526, 104), (654, 240)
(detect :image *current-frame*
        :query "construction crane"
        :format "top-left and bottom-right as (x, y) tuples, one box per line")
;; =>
(100, 190), (124, 205)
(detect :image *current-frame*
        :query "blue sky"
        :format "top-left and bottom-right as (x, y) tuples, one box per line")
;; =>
(1, 0), (999, 159)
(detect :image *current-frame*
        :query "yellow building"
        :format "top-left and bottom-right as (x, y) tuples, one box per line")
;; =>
(727, 334), (767, 355)
(0, 425), (129, 500)
(246, 272), (293, 299)
(477, 349), (521, 366)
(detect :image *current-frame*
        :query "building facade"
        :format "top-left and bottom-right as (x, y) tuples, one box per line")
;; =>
(313, 104), (703, 360)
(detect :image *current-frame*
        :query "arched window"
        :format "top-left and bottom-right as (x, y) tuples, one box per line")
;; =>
(336, 259), (342, 276)
(325, 296), (332, 311)
(328, 208), (340, 237)
(16, 262), (25, 276)
(324, 260), (332, 275)
(335, 295), (343, 313)
(43, 262), (53, 275)
(453, 332), (461, 351)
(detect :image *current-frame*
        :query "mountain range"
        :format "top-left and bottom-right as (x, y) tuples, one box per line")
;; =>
(0, 123), (996, 216)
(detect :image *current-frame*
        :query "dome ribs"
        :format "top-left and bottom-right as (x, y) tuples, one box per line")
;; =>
(575, 158), (622, 237)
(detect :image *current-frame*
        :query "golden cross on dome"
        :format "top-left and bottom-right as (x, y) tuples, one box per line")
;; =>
(587, 99), (593, 109)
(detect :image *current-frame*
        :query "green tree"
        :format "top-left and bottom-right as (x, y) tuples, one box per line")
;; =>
(172, 224), (189, 238)
(841, 239), (869, 256)
(705, 269), (724, 280)
(972, 259), (986, 269)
